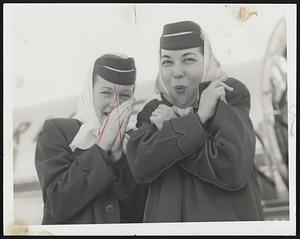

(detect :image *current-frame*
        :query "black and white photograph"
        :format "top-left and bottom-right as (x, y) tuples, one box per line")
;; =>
(4, 3), (296, 236)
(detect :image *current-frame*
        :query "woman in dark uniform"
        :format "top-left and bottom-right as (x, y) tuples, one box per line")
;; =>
(35, 53), (147, 224)
(126, 21), (264, 222)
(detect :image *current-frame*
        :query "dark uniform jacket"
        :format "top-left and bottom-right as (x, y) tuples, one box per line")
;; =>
(35, 118), (148, 224)
(126, 78), (264, 222)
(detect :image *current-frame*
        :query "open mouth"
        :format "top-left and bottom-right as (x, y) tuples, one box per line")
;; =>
(174, 85), (187, 94)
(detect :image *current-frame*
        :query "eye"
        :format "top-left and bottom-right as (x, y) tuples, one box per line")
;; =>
(119, 93), (131, 100)
(183, 58), (196, 64)
(161, 60), (173, 66)
(100, 91), (112, 96)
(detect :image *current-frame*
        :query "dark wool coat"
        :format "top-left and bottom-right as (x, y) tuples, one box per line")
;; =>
(126, 78), (264, 222)
(35, 118), (148, 224)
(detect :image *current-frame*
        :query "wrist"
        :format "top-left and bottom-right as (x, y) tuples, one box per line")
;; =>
(110, 150), (123, 161)
(96, 142), (110, 152)
(197, 111), (209, 124)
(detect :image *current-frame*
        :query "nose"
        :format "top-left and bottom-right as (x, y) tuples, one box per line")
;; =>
(107, 97), (117, 111)
(172, 62), (184, 79)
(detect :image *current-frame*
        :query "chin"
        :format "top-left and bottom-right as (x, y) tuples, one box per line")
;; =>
(173, 98), (190, 108)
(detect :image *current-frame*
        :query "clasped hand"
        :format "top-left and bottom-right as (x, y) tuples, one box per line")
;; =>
(96, 98), (134, 160)
(150, 104), (178, 130)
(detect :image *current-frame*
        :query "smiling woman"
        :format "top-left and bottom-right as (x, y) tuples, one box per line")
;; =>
(34, 53), (148, 224)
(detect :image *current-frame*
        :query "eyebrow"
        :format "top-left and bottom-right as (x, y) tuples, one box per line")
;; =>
(160, 55), (171, 59)
(182, 52), (197, 57)
(99, 87), (113, 91)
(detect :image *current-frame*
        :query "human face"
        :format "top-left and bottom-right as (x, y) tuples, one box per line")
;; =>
(93, 75), (134, 124)
(160, 47), (204, 108)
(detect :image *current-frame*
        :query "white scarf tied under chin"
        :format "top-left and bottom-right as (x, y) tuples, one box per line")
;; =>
(69, 68), (101, 152)
(155, 29), (227, 115)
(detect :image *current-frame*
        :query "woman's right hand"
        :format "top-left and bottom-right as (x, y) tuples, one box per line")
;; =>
(110, 100), (134, 161)
(96, 99), (133, 152)
(197, 80), (233, 124)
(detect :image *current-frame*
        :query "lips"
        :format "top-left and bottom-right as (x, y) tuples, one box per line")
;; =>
(174, 85), (187, 94)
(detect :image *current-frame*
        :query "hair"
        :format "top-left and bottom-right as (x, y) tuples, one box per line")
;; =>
(159, 46), (204, 59)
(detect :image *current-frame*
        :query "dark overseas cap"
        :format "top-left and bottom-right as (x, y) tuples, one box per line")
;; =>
(93, 54), (136, 85)
(160, 21), (204, 50)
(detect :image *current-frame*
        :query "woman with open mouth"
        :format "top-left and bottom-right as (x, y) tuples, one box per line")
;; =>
(35, 53), (148, 224)
(126, 21), (264, 222)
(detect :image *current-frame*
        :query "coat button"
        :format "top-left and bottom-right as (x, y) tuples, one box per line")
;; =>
(105, 204), (114, 213)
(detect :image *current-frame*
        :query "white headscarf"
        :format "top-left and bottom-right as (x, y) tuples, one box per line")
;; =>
(155, 29), (227, 115)
(69, 53), (134, 152)
(69, 65), (100, 152)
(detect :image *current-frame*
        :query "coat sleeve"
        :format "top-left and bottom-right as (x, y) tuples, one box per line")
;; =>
(35, 119), (128, 222)
(126, 100), (208, 184)
(179, 80), (256, 191)
(127, 80), (256, 191)
(110, 154), (142, 200)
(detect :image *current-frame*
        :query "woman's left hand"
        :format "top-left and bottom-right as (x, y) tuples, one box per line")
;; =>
(150, 104), (177, 130)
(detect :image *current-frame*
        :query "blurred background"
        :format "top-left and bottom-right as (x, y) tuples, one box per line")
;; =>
(6, 4), (290, 224)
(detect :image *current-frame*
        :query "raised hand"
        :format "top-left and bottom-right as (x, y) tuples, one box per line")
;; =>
(96, 99), (133, 153)
(197, 80), (233, 124)
(150, 104), (177, 130)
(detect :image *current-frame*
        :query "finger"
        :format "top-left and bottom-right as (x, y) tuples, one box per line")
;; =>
(119, 97), (134, 111)
(117, 108), (130, 127)
(172, 106), (179, 115)
(113, 97), (132, 111)
(216, 89), (226, 100)
(105, 107), (129, 138)
(150, 115), (157, 124)
(155, 104), (164, 113)
(220, 94), (227, 103)
(119, 111), (131, 140)
(157, 104), (171, 111)
(220, 82), (234, 91)
(110, 103), (130, 121)
(122, 133), (130, 153)
(118, 99), (133, 113)
(112, 110), (130, 146)
(207, 79), (221, 88)
(216, 81), (234, 91)
(209, 80), (234, 91)
(216, 86), (226, 95)
(128, 98), (135, 113)
(120, 109), (131, 130)
(213, 85), (227, 91)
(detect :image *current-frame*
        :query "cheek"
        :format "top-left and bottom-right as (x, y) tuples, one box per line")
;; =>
(161, 67), (172, 81)
(93, 95), (106, 114)
(189, 62), (204, 80)
(161, 70), (174, 90)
